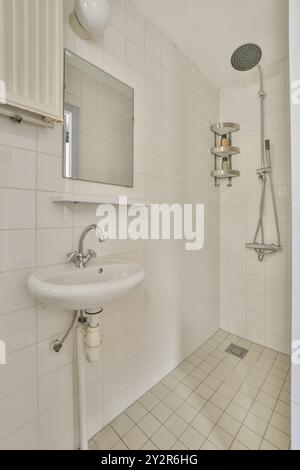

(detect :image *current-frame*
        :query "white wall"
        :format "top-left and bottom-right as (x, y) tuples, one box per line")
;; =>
(219, 59), (292, 355)
(289, 0), (300, 451)
(0, 0), (219, 449)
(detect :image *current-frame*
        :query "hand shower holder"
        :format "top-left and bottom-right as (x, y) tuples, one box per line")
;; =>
(210, 122), (240, 187)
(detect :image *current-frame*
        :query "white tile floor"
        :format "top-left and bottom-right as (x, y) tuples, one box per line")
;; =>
(90, 330), (291, 451)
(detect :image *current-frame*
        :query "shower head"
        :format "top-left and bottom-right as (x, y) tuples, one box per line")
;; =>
(231, 43), (262, 72)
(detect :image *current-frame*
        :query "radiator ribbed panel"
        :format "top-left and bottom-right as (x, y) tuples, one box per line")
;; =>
(0, 0), (63, 121)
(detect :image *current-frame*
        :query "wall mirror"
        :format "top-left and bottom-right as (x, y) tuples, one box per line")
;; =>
(63, 49), (134, 187)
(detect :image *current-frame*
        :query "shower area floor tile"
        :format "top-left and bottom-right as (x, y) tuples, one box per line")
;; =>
(90, 330), (291, 451)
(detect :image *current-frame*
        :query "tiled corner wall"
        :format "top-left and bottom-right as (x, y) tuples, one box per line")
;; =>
(0, 0), (219, 449)
(219, 59), (292, 354)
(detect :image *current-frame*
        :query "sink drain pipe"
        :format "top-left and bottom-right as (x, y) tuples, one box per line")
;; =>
(50, 309), (103, 450)
(77, 309), (103, 450)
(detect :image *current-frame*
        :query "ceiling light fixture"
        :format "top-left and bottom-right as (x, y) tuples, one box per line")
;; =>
(69, 0), (111, 40)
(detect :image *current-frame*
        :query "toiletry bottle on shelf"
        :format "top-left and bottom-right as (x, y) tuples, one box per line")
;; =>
(221, 135), (230, 147)
(222, 157), (230, 172)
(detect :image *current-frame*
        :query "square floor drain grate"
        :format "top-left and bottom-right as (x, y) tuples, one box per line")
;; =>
(225, 343), (248, 359)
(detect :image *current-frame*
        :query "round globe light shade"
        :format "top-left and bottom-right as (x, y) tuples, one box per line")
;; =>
(75, 0), (111, 36)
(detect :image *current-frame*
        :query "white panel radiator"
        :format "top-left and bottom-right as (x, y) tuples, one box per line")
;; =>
(0, 0), (63, 123)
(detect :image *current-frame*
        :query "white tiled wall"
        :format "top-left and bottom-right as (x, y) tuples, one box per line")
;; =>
(219, 59), (292, 354)
(0, 0), (219, 449)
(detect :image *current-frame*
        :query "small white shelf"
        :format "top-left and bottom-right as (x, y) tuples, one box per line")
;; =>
(52, 195), (153, 211)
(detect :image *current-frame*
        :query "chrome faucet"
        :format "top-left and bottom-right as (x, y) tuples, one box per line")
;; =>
(67, 224), (105, 269)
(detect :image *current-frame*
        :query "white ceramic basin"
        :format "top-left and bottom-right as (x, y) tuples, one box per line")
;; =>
(28, 259), (145, 311)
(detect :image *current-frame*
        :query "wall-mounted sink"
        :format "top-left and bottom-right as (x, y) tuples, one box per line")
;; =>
(28, 259), (145, 311)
